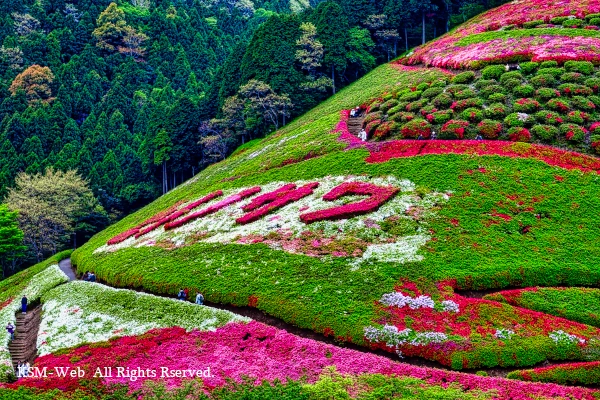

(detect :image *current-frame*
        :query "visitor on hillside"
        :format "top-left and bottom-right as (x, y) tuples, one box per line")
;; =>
(350, 109), (356, 118)
(21, 295), (27, 314)
(177, 289), (186, 301)
(24, 362), (30, 377)
(417, 134), (424, 140)
(431, 131), (437, 140)
(359, 129), (367, 142)
(88, 272), (96, 282)
(82, 272), (89, 281)
(6, 322), (14, 341)
(195, 292), (204, 305)
(475, 134), (483, 140)
(16, 362), (22, 378)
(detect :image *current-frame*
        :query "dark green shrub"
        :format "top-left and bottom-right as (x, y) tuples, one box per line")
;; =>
(566, 110), (590, 124)
(561, 72), (585, 83)
(513, 98), (541, 113)
(589, 17), (600, 26)
(399, 91), (422, 101)
(388, 103), (408, 115)
(505, 112), (532, 127)
(451, 97), (484, 110)
(430, 79), (448, 88)
(462, 107), (484, 122)
(416, 82), (430, 91)
(479, 85), (505, 99)
(482, 65), (506, 80)
(507, 127), (531, 142)
(400, 118), (431, 138)
(535, 110), (564, 125)
(588, 95), (600, 107)
(406, 99), (428, 112)
(365, 119), (381, 135)
(363, 111), (383, 125)
(540, 60), (559, 68)
(440, 119), (469, 139)
(560, 123), (586, 142)
(531, 124), (559, 141)
(519, 62), (540, 75)
(586, 13), (600, 22)
(537, 67), (565, 78)
(380, 99), (399, 113)
(446, 84), (469, 96)
(523, 19), (544, 29)
(453, 71), (476, 84)
(535, 88), (561, 101)
(500, 71), (523, 83)
(483, 103), (507, 119)
(421, 87), (444, 99)
(432, 93), (453, 108)
(382, 93), (394, 101)
(429, 110), (454, 124)
(564, 61), (595, 75)
(475, 79), (498, 90)
(562, 18), (583, 28)
(571, 96), (597, 111)
(513, 84), (535, 97)
(389, 112), (415, 123)
(546, 98), (571, 112)
(530, 74), (557, 88)
(369, 101), (382, 112)
(454, 88), (477, 100)
(584, 78), (600, 92)
(488, 92), (507, 103)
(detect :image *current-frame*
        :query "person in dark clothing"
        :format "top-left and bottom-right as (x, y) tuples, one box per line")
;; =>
(21, 295), (27, 314)
(177, 289), (186, 301)
(82, 272), (89, 281)
(88, 273), (96, 282)
(6, 322), (14, 340)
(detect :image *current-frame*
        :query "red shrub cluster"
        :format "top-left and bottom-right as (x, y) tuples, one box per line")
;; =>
(236, 183), (319, 225)
(508, 127), (532, 142)
(300, 182), (399, 224)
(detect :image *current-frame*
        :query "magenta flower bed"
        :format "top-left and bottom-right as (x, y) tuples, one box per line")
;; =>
(363, 140), (600, 174)
(236, 182), (319, 224)
(15, 321), (600, 399)
(300, 182), (399, 224)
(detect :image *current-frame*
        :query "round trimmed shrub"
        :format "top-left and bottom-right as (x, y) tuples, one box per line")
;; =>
(535, 110), (563, 125)
(535, 88), (561, 102)
(440, 120), (469, 139)
(451, 97), (484, 111)
(416, 83), (430, 91)
(566, 110), (590, 124)
(589, 17), (600, 26)
(462, 107), (484, 122)
(454, 88), (477, 100)
(382, 93), (394, 101)
(588, 95), (600, 107)
(523, 19), (544, 29)
(584, 78), (600, 93)
(483, 103), (507, 119)
(373, 121), (396, 140)
(561, 72), (585, 84)
(500, 71), (523, 84)
(430, 79), (449, 88)
(503, 78), (522, 91)
(482, 65), (506, 80)
(571, 96), (597, 111)
(550, 16), (569, 24)
(590, 122), (600, 135)
(514, 98), (540, 113)
(592, 134), (600, 155)
(562, 18), (584, 28)
(531, 124), (559, 142)
(530, 74), (557, 88)
(586, 13), (600, 22)
(537, 67), (565, 78)
(453, 71), (476, 84)
(505, 112), (532, 127)
(406, 99), (428, 112)
(540, 60), (559, 68)
(479, 85), (505, 99)
(388, 103), (408, 115)
(564, 60), (595, 75)
(399, 91), (422, 101)
(547, 98), (571, 112)
(432, 93), (453, 108)
(475, 79), (498, 90)
(477, 119), (502, 139)
(519, 62), (539, 75)
(446, 84), (469, 96)
(363, 112), (383, 125)
(401, 119), (431, 139)
(365, 119), (381, 136)
(428, 110), (454, 124)
(513, 84), (535, 97)
(422, 87), (444, 99)
(368, 101), (382, 112)
(508, 127), (531, 142)
(389, 112), (415, 123)
(488, 92), (507, 103)
(560, 123), (587, 142)
(558, 84), (593, 97)
(420, 105), (437, 116)
(380, 99), (399, 113)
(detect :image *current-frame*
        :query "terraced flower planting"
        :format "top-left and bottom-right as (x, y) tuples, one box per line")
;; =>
(403, 0), (600, 68)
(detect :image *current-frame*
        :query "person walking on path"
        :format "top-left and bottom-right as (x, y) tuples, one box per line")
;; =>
(195, 292), (204, 305)
(21, 295), (27, 314)
(6, 322), (14, 340)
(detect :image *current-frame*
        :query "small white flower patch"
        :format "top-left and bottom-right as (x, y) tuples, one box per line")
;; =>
(494, 328), (515, 340)
(379, 293), (460, 313)
(364, 324), (448, 356)
(549, 330), (586, 345)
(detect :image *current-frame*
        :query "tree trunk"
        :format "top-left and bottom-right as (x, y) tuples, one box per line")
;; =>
(162, 161), (167, 194)
(422, 12), (426, 45)
(331, 65), (336, 94)
(405, 27), (408, 52)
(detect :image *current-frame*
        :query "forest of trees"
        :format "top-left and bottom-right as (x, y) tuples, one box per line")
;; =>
(0, 0), (508, 274)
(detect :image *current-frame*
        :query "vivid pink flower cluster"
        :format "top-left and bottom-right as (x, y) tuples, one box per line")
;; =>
(15, 321), (600, 399)
(364, 140), (600, 174)
(300, 182), (399, 224)
(236, 183), (319, 224)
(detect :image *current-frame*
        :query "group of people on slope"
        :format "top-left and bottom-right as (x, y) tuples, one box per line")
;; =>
(177, 289), (204, 305)
(5, 295), (30, 379)
(15, 361), (30, 378)
(82, 271), (97, 282)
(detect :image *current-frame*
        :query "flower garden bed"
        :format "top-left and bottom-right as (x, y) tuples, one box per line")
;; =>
(508, 361), (600, 386)
(12, 321), (600, 399)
